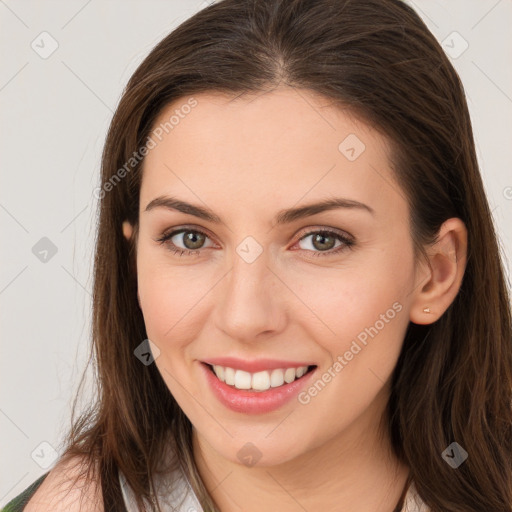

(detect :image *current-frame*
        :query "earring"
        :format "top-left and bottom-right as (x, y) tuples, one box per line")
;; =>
(423, 307), (431, 313)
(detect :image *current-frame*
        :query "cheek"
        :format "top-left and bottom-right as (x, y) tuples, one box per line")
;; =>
(137, 249), (179, 329)
(289, 256), (407, 334)
(291, 269), (410, 432)
(286, 250), (412, 376)
(136, 249), (216, 362)
(137, 231), (413, 353)
(139, 273), (196, 342)
(137, 264), (205, 398)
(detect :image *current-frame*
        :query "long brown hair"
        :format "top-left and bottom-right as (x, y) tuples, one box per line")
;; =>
(55, 0), (512, 510)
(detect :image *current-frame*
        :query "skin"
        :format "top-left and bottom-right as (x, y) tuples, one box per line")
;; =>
(123, 86), (467, 512)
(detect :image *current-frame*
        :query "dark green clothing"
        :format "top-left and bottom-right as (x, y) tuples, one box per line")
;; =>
(2, 472), (50, 511)
(1, 471), (129, 512)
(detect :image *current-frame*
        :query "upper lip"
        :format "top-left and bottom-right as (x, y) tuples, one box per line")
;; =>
(201, 357), (316, 373)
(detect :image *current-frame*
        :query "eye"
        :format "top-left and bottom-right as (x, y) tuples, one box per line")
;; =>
(155, 226), (355, 258)
(155, 227), (215, 257)
(294, 229), (355, 258)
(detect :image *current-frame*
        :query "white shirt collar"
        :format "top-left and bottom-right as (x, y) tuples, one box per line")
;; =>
(119, 464), (204, 512)
(120, 465), (430, 511)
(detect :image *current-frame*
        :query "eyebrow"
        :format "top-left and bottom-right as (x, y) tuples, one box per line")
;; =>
(144, 195), (375, 225)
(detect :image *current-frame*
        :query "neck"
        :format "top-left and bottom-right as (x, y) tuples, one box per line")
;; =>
(192, 396), (410, 512)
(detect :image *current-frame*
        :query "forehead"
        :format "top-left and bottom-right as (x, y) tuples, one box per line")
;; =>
(139, 87), (405, 221)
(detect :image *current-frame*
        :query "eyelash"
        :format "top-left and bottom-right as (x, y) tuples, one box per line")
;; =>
(155, 226), (355, 259)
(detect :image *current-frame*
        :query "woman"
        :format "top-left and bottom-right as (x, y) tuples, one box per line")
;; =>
(6, 0), (511, 510)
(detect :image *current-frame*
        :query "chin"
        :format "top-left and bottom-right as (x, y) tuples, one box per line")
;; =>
(210, 435), (308, 468)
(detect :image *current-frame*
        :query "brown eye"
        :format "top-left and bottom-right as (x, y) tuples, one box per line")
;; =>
(179, 230), (207, 250)
(311, 233), (336, 251)
(296, 229), (355, 257)
(156, 228), (214, 256)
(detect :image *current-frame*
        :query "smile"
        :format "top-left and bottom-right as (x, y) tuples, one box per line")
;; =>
(200, 360), (318, 414)
(208, 364), (315, 391)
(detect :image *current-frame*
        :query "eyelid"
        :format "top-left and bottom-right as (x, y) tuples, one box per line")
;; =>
(157, 224), (216, 241)
(295, 225), (355, 243)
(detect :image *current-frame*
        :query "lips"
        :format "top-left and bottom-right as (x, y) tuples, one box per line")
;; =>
(199, 359), (318, 414)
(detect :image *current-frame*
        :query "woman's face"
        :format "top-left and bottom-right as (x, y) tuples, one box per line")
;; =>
(124, 86), (424, 467)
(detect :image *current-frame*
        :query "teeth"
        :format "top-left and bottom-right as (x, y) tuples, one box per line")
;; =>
(213, 365), (224, 382)
(252, 371), (271, 391)
(270, 369), (284, 387)
(211, 364), (311, 391)
(224, 366), (235, 385)
(284, 368), (296, 383)
(296, 366), (306, 378)
(234, 370), (252, 389)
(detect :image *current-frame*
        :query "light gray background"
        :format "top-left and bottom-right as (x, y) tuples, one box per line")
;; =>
(1, 0), (511, 505)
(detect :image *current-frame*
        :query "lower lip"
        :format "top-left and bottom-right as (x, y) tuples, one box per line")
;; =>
(200, 362), (317, 414)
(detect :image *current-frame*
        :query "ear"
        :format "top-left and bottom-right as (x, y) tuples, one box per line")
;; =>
(122, 220), (141, 308)
(123, 220), (133, 240)
(409, 217), (468, 325)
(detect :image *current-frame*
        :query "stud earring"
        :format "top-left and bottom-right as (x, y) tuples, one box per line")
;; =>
(423, 307), (431, 313)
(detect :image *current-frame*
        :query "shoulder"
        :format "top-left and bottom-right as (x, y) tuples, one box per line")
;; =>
(23, 456), (103, 512)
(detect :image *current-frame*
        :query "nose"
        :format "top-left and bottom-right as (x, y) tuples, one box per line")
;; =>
(213, 246), (287, 344)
